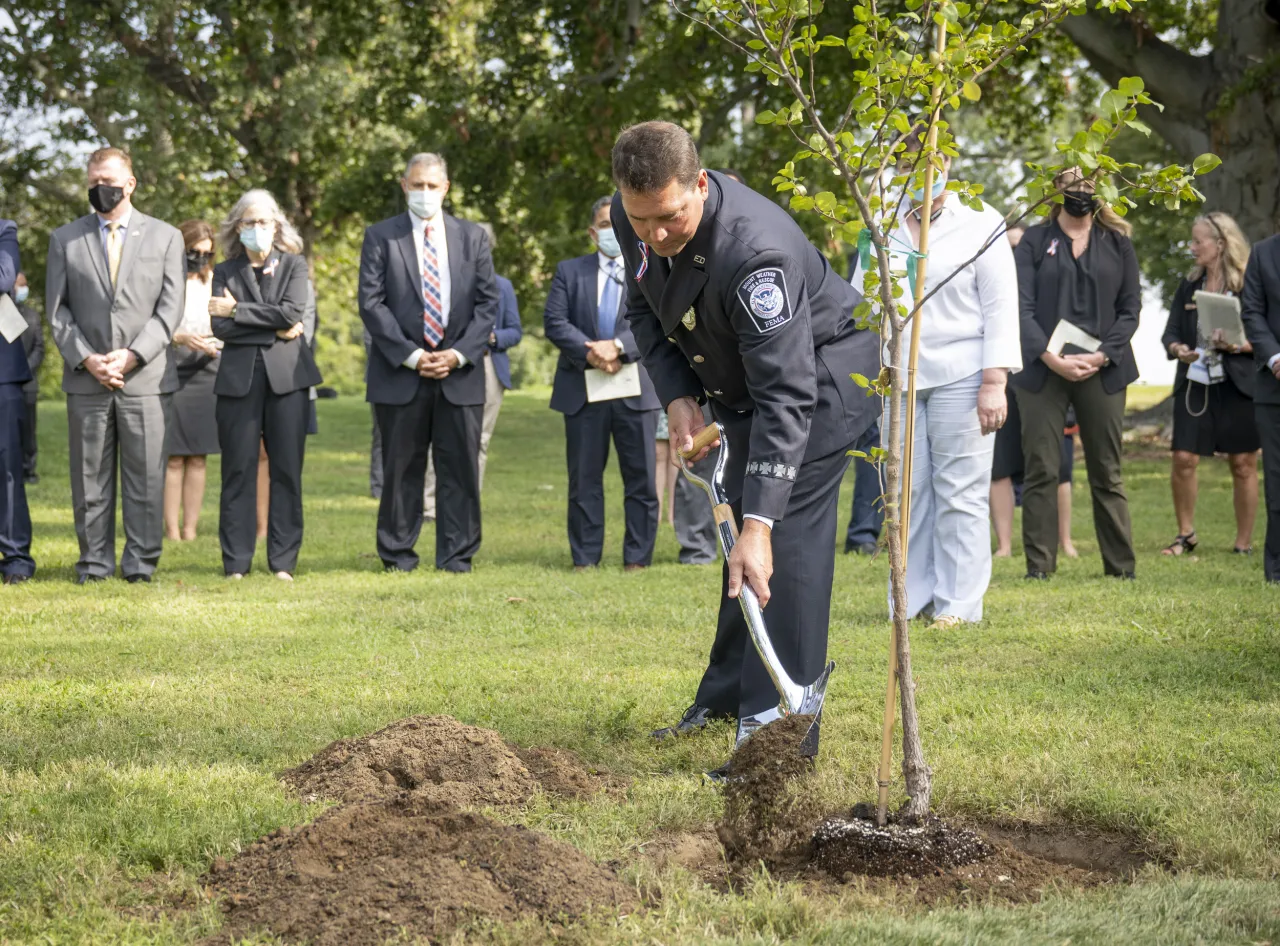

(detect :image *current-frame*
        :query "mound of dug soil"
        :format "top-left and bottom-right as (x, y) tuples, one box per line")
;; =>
(281, 715), (610, 806)
(717, 714), (820, 868)
(203, 795), (636, 946)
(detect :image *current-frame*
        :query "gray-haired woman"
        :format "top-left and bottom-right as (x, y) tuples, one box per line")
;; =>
(209, 189), (322, 581)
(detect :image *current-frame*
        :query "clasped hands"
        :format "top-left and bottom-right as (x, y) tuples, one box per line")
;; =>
(1169, 330), (1252, 364)
(667, 395), (773, 607)
(1043, 350), (1105, 382)
(418, 349), (461, 379)
(585, 339), (622, 374)
(82, 349), (138, 390)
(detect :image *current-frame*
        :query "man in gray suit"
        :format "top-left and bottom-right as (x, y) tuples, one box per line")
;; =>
(46, 147), (185, 583)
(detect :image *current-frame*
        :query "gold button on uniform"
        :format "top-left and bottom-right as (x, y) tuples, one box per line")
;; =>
(693, 354), (705, 363)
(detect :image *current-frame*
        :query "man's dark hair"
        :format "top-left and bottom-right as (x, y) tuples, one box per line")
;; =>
(590, 196), (612, 226)
(719, 168), (746, 185)
(611, 121), (701, 194)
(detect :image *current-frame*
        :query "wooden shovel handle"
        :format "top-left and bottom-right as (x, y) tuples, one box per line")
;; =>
(679, 425), (721, 460)
(713, 503), (738, 542)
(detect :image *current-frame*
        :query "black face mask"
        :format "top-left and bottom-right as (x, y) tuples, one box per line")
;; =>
(1061, 191), (1098, 218)
(88, 184), (126, 214)
(186, 251), (213, 274)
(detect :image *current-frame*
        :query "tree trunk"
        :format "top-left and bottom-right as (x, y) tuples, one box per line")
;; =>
(883, 322), (933, 822)
(1059, 0), (1280, 240)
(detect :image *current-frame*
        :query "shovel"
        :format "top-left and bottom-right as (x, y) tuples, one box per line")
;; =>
(679, 422), (834, 728)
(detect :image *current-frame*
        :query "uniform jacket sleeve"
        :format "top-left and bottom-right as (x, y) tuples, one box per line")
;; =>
(1241, 243), (1280, 367)
(46, 229), (99, 368)
(125, 223), (185, 366)
(730, 252), (817, 521)
(491, 277), (523, 352)
(542, 262), (591, 368)
(358, 225), (417, 369)
(1100, 234), (1141, 366)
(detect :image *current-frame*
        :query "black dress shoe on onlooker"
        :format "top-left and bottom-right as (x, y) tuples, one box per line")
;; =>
(1025, 570), (1050, 581)
(844, 541), (878, 555)
(1111, 571), (1136, 581)
(76, 574), (107, 585)
(651, 704), (733, 741)
(3, 573), (31, 585)
(125, 574), (151, 584)
(23, 474), (38, 485)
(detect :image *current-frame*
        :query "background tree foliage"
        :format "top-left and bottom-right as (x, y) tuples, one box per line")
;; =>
(0, 0), (1275, 395)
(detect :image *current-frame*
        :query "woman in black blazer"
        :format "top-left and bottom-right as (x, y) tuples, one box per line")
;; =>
(210, 189), (323, 580)
(1160, 212), (1258, 556)
(1010, 169), (1141, 581)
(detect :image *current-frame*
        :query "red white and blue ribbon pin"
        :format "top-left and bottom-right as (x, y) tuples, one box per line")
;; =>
(635, 240), (649, 281)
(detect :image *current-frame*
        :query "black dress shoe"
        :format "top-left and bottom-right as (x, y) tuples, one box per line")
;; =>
(651, 704), (734, 740)
(844, 541), (878, 555)
(125, 574), (151, 584)
(3, 573), (31, 585)
(23, 474), (38, 485)
(77, 574), (107, 585)
(1110, 571), (1136, 581)
(1025, 569), (1050, 581)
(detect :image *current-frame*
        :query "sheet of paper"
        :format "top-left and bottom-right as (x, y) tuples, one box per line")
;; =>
(1193, 290), (1247, 348)
(1046, 319), (1101, 356)
(585, 362), (642, 402)
(0, 293), (26, 344)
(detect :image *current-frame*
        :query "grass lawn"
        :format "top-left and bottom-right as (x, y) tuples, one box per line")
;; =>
(2, 392), (1279, 945)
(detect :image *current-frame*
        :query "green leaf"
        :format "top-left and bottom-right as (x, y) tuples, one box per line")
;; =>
(961, 80), (981, 101)
(815, 191), (838, 212)
(1117, 76), (1144, 97)
(850, 372), (870, 388)
(1192, 153), (1222, 175)
(755, 110), (776, 125)
(1126, 119), (1151, 137)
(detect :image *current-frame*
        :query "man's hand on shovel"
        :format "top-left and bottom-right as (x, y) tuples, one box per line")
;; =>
(728, 519), (773, 607)
(668, 396), (718, 467)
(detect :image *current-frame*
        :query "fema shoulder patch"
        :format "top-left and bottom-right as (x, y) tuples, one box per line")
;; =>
(737, 267), (792, 333)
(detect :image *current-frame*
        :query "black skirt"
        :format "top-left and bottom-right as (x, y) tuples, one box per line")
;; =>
(168, 356), (221, 456)
(992, 391), (1074, 485)
(1171, 379), (1260, 456)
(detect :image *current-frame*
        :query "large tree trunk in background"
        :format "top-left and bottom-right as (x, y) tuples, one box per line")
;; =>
(1060, 0), (1280, 241)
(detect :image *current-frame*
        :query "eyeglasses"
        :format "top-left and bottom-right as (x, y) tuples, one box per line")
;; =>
(239, 218), (274, 230)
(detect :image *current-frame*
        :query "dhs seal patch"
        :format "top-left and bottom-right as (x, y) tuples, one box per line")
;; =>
(737, 267), (792, 333)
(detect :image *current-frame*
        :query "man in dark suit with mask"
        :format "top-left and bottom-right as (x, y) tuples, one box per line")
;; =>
(610, 122), (880, 774)
(1241, 230), (1280, 583)
(544, 197), (661, 571)
(0, 219), (35, 584)
(359, 152), (500, 573)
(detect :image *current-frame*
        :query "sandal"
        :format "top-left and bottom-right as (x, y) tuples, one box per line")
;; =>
(1161, 532), (1198, 556)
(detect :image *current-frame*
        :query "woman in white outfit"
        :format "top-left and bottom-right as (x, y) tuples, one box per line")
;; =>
(850, 133), (1022, 628)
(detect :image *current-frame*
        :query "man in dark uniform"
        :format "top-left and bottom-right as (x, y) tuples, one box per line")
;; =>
(610, 122), (879, 771)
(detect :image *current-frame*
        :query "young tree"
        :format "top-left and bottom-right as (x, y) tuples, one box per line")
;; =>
(676, 0), (1215, 822)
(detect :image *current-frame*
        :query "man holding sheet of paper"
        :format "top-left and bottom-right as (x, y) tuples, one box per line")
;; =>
(1011, 169), (1140, 581)
(0, 218), (36, 584)
(1240, 229), (1280, 584)
(544, 196), (660, 572)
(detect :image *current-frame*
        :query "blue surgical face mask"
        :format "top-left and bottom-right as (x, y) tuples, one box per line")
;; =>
(239, 226), (272, 254)
(13, 286), (29, 305)
(594, 226), (621, 258)
(908, 174), (947, 203)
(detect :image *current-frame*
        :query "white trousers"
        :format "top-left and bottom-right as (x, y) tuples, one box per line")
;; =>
(425, 353), (504, 518)
(887, 371), (995, 622)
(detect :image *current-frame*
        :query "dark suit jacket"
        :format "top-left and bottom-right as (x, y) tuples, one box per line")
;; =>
(19, 303), (43, 394)
(1161, 275), (1253, 399)
(489, 274), (522, 390)
(0, 219), (31, 387)
(1241, 233), (1280, 405)
(358, 212), (500, 407)
(1010, 220), (1141, 395)
(544, 253), (660, 415)
(211, 251), (322, 398)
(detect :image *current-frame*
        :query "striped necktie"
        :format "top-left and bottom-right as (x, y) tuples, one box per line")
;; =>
(422, 224), (444, 349)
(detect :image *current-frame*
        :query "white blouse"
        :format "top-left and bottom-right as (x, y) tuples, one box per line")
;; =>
(850, 195), (1022, 390)
(180, 274), (214, 338)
